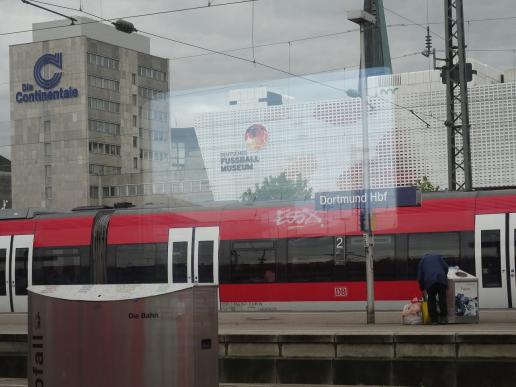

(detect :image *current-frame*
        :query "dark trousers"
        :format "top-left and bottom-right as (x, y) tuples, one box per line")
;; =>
(427, 283), (447, 323)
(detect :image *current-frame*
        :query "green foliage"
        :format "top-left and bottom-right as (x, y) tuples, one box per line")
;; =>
(241, 172), (313, 202)
(416, 176), (440, 192)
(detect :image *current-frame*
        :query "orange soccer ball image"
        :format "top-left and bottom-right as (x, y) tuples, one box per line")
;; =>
(244, 123), (268, 150)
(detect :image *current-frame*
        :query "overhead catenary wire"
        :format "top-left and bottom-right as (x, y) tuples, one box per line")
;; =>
(0, 0), (260, 36)
(251, 0), (256, 64)
(9, 0), (441, 129)
(384, 6), (445, 41)
(4, 1), (507, 129)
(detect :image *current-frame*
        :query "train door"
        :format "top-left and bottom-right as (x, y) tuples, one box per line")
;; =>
(0, 234), (33, 312)
(0, 236), (10, 312)
(508, 213), (516, 308)
(168, 227), (219, 285)
(475, 214), (508, 308)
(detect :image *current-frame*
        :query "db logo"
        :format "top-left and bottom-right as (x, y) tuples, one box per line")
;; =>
(334, 287), (348, 297)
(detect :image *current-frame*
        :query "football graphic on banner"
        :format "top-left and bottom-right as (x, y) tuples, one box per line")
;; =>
(245, 124), (268, 150)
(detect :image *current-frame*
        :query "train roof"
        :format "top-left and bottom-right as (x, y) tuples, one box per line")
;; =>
(2, 187), (516, 220)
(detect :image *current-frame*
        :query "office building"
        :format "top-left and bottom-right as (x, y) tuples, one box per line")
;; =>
(9, 17), (173, 208)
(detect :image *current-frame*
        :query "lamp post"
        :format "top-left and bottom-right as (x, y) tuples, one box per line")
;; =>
(348, 10), (376, 324)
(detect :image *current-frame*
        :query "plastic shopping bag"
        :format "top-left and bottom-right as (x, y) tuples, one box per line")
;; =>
(401, 297), (422, 325)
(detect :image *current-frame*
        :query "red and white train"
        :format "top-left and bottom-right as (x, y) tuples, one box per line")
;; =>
(1, 189), (516, 312)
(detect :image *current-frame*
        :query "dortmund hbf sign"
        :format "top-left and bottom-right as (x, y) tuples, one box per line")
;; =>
(315, 187), (421, 211)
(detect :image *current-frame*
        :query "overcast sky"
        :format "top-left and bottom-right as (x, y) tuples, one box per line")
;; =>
(1, 0), (516, 158)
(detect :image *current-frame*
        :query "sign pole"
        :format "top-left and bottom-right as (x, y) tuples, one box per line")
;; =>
(348, 9), (377, 324)
(359, 22), (375, 325)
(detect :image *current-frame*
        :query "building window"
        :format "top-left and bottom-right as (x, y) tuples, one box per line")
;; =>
(43, 120), (51, 139)
(133, 115), (137, 127)
(132, 73), (136, 85)
(89, 186), (99, 199)
(44, 165), (52, 177)
(138, 86), (166, 100)
(141, 108), (168, 123)
(88, 97), (120, 113)
(201, 180), (210, 192)
(172, 182), (183, 193)
(87, 53), (119, 70)
(153, 183), (165, 194)
(138, 66), (166, 81)
(89, 119), (120, 135)
(171, 142), (186, 166)
(44, 186), (52, 200)
(44, 143), (52, 156)
(133, 136), (138, 148)
(132, 94), (137, 106)
(128, 184), (138, 196)
(88, 142), (121, 157)
(88, 75), (119, 91)
(133, 157), (138, 169)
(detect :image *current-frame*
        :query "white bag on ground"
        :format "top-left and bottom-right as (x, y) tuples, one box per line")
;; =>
(401, 298), (422, 325)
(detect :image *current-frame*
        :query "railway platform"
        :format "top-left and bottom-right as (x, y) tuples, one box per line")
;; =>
(0, 381), (366, 387)
(3, 310), (516, 386)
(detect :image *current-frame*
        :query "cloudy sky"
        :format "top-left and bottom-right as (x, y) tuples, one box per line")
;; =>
(1, 0), (516, 158)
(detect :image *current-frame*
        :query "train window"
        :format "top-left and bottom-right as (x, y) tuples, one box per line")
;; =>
(408, 232), (460, 276)
(0, 249), (5, 295)
(480, 230), (502, 288)
(342, 236), (366, 281)
(172, 242), (188, 283)
(370, 235), (396, 280)
(15, 248), (29, 295)
(198, 241), (214, 283)
(460, 232), (475, 275)
(287, 237), (334, 282)
(227, 240), (277, 283)
(107, 243), (167, 284)
(33, 247), (90, 285)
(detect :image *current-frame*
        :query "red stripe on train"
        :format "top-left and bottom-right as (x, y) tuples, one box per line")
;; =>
(34, 217), (93, 247)
(219, 281), (420, 302)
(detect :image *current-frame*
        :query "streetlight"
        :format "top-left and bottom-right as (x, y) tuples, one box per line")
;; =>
(348, 10), (376, 324)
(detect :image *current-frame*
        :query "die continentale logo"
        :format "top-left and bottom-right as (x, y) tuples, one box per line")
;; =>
(16, 52), (79, 104)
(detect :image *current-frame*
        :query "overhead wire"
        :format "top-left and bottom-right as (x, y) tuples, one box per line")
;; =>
(0, 0), (260, 36)
(251, 0), (256, 64)
(384, 6), (445, 41)
(4, 1), (510, 130)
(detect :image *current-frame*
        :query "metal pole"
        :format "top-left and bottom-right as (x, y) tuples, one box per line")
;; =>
(359, 23), (375, 324)
(455, 0), (472, 191)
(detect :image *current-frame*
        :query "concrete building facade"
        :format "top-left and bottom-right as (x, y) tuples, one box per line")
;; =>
(9, 18), (172, 209)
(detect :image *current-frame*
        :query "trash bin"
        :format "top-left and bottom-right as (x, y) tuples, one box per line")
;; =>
(446, 266), (479, 323)
(28, 283), (218, 387)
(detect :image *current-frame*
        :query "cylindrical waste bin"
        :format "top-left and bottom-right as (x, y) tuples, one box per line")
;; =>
(446, 266), (479, 323)
(28, 283), (218, 387)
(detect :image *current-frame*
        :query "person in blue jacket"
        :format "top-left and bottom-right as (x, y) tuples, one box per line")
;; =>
(417, 253), (449, 324)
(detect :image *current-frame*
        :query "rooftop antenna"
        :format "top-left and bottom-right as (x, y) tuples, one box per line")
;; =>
(21, 0), (78, 25)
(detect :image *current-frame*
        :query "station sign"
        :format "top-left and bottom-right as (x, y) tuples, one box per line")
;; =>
(15, 52), (79, 104)
(315, 187), (420, 211)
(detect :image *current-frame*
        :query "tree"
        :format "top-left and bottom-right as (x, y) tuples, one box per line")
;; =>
(241, 172), (313, 202)
(416, 176), (440, 192)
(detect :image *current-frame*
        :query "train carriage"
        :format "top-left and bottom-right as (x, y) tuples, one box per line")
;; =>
(1, 189), (516, 312)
